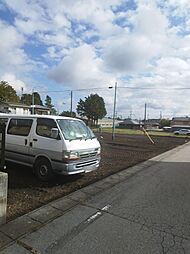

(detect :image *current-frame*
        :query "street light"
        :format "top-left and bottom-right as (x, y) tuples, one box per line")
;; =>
(109, 82), (117, 140)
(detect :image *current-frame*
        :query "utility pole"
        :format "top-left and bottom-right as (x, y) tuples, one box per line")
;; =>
(144, 103), (147, 129)
(112, 82), (117, 140)
(32, 89), (35, 115)
(70, 90), (73, 116)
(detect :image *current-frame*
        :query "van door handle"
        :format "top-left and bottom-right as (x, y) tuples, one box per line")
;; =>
(33, 139), (38, 142)
(25, 139), (27, 145)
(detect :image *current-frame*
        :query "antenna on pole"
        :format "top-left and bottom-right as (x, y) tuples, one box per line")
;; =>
(130, 110), (132, 119)
(160, 111), (162, 120)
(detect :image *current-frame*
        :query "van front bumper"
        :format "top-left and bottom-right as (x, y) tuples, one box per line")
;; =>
(52, 156), (100, 175)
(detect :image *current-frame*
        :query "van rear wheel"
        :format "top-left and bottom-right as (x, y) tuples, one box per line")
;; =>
(34, 158), (54, 181)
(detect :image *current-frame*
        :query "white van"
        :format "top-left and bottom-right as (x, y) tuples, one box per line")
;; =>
(0, 114), (101, 181)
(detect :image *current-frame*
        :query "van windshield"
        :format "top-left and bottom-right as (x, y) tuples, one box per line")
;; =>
(56, 119), (96, 141)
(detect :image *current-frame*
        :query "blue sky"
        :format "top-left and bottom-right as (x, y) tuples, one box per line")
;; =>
(1, 0), (190, 118)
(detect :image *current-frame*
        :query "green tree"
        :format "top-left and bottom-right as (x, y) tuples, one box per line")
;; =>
(77, 93), (107, 126)
(33, 92), (43, 106)
(159, 119), (171, 128)
(0, 81), (19, 103)
(44, 95), (57, 115)
(59, 111), (76, 117)
(21, 93), (32, 105)
(21, 92), (43, 106)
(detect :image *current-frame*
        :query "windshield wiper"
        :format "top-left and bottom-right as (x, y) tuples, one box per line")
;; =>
(69, 139), (80, 142)
(68, 136), (96, 141)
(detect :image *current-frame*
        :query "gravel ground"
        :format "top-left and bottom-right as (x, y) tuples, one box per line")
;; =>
(3, 132), (187, 221)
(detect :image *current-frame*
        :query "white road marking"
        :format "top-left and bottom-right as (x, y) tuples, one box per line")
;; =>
(86, 205), (111, 223)
(101, 204), (111, 211)
(87, 212), (102, 222)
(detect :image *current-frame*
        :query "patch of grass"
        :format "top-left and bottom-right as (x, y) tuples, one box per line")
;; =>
(94, 127), (189, 138)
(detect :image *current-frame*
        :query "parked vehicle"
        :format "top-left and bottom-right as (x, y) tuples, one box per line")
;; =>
(174, 129), (190, 135)
(0, 114), (101, 181)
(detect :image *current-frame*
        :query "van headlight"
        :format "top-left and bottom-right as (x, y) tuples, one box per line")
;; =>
(97, 147), (101, 155)
(62, 151), (80, 162)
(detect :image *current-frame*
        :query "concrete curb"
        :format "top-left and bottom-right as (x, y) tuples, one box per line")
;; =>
(0, 142), (189, 251)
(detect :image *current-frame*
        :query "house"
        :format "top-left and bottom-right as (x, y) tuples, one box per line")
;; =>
(0, 102), (31, 115)
(170, 117), (190, 131)
(98, 118), (122, 128)
(30, 105), (50, 115)
(171, 116), (190, 126)
(143, 119), (160, 129)
(0, 102), (50, 115)
(8, 103), (31, 115)
(119, 119), (141, 129)
(0, 102), (10, 113)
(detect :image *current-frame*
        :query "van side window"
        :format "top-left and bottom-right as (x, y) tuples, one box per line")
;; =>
(7, 119), (33, 136)
(36, 118), (57, 138)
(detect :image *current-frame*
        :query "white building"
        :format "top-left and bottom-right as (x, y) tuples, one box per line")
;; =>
(0, 102), (50, 115)
(98, 118), (122, 128)
(8, 103), (31, 115)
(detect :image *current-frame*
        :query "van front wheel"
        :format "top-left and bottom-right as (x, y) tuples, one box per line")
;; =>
(34, 158), (54, 181)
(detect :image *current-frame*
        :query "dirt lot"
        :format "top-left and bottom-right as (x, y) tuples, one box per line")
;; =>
(4, 132), (187, 221)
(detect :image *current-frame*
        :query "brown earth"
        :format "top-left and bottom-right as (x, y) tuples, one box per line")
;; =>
(3, 132), (187, 221)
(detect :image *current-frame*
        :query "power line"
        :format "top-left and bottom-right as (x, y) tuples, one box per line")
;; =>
(34, 86), (190, 94)
(34, 87), (110, 94)
(119, 86), (190, 90)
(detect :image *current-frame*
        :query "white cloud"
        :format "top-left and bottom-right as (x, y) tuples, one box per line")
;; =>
(2, 0), (190, 118)
(45, 0), (190, 118)
(48, 44), (115, 89)
(5, 0), (72, 50)
(103, 34), (160, 73)
(102, 2), (170, 74)
(1, 73), (28, 94)
(44, 0), (121, 37)
(0, 20), (31, 73)
(155, 57), (190, 74)
(4, 0), (44, 20)
(132, 3), (169, 39)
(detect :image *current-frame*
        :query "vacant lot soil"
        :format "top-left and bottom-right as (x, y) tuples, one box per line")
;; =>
(3, 133), (187, 221)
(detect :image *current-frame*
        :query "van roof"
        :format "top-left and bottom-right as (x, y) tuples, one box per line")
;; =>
(0, 113), (79, 121)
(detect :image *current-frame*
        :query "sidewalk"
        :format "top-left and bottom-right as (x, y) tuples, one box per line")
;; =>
(0, 142), (188, 253)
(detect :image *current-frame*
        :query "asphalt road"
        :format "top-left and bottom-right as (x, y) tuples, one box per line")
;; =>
(2, 142), (190, 254)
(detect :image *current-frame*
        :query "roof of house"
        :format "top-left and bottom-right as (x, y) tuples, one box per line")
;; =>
(30, 105), (50, 110)
(98, 118), (122, 124)
(172, 116), (190, 121)
(171, 125), (190, 128)
(119, 119), (140, 125)
(8, 103), (31, 109)
(144, 118), (160, 123)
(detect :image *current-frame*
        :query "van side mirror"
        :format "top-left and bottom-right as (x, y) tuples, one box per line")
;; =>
(51, 128), (59, 139)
